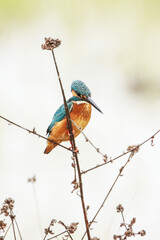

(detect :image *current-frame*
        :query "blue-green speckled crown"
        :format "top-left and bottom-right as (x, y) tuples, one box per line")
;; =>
(71, 80), (91, 98)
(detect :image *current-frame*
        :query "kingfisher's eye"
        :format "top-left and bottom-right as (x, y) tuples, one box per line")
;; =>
(77, 93), (82, 98)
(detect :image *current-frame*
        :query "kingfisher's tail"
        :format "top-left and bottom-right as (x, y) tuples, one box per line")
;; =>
(44, 141), (59, 154)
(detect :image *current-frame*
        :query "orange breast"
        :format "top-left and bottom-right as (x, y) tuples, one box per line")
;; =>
(48, 102), (92, 143)
(70, 102), (92, 135)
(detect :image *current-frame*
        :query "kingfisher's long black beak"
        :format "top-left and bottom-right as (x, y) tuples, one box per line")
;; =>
(84, 97), (103, 113)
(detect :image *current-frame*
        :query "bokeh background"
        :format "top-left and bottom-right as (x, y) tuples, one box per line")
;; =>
(0, 0), (160, 239)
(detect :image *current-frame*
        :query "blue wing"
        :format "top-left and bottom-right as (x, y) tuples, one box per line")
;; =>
(46, 101), (73, 135)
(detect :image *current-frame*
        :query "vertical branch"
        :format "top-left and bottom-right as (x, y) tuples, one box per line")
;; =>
(51, 49), (91, 240)
(32, 183), (43, 237)
(28, 176), (43, 238)
(15, 219), (23, 240)
(51, 50), (75, 142)
(41, 37), (91, 240)
(10, 212), (17, 240)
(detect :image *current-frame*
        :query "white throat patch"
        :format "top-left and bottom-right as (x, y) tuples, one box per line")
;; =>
(72, 100), (87, 105)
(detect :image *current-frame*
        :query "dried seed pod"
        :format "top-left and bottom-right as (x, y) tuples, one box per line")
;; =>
(41, 38), (61, 50)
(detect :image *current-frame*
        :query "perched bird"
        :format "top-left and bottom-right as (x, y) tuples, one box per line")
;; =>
(44, 80), (102, 154)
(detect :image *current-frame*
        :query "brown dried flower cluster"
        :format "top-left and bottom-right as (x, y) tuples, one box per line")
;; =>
(103, 154), (108, 163)
(44, 219), (79, 239)
(71, 179), (79, 193)
(114, 204), (146, 240)
(44, 219), (57, 236)
(67, 222), (79, 234)
(1, 198), (15, 216)
(59, 220), (79, 234)
(127, 145), (139, 157)
(0, 220), (7, 232)
(116, 204), (124, 213)
(41, 37), (61, 50)
(27, 175), (36, 183)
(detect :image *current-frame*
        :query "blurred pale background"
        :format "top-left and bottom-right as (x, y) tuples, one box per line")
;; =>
(0, 0), (160, 239)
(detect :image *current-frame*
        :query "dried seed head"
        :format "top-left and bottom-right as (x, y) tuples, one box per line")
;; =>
(113, 235), (122, 240)
(1, 204), (9, 216)
(4, 198), (14, 210)
(96, 148), (100, 153)
(28, 175), (36, 183)
(120, 223), (125, 227)
(138, 230), (146, 236)
(91, 237), (100, 240)
(130, 217), (136, 226)
(103, 154), (108, 162)
(32, 127), (37, 134)
(50, 219), (57, 226)
(116, 204), (124, 213)
(1, 198), (15, 217)
(44, 228), (54, 235)
(71, 181), (79, 193)
(0, 220), (7, 232)
(127, 145), (139, 156)
(125, 229), (133, 237)
(151, 136), (155, 146)
(86, 205), (90, 211)
(41, 37), (61, 50)
(71, 163), (76, 168)
(67, 222), (79, 234)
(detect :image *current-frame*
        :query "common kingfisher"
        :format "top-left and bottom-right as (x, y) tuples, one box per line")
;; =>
(44, 80), (102, 154)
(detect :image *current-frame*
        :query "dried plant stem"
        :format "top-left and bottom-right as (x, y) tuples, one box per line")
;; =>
(10, 213), (17, 240)
(71, 120), (105, 158)
(43, 231), (49, 240)
(15, 219), (23, 240)
(82, 129), (160, 174)
(32, 183), (43, 238)
(3, 223), (12, 239)
(51, 49), (91, 240)
(82, 153), (132, 240)
(121, 211), (128, 231)
(90, 153), (132, 225)
(0, 115), (71, 152)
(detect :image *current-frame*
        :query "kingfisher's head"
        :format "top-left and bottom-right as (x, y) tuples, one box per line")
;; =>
(71, 80), (102, 113)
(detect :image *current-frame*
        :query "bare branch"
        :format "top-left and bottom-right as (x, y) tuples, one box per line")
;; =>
(82, 129), (160, 174)
(71, 119), (106, 159)
(0, 115), (72, 152)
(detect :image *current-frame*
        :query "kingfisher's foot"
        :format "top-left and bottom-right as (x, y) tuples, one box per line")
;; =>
(67, 129), (75, 136)
(73, 147), (79, 153)
(69, 145), (79, 153)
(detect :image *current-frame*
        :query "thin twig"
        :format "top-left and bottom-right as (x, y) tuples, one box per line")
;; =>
(32, 183), (43, 238)
(10, 213), (17, 240)
(82, 129), (160, 174)
(3, 223), (12, 239)
(51, 48), (91, 240)
(0, 115), (72, 152)
(82, 153), (132, 240)
(121, 211), (128, 231)
(15, 219), (23, 240)
(71, 120), (105, 158)
(43, 219), (57, 240)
